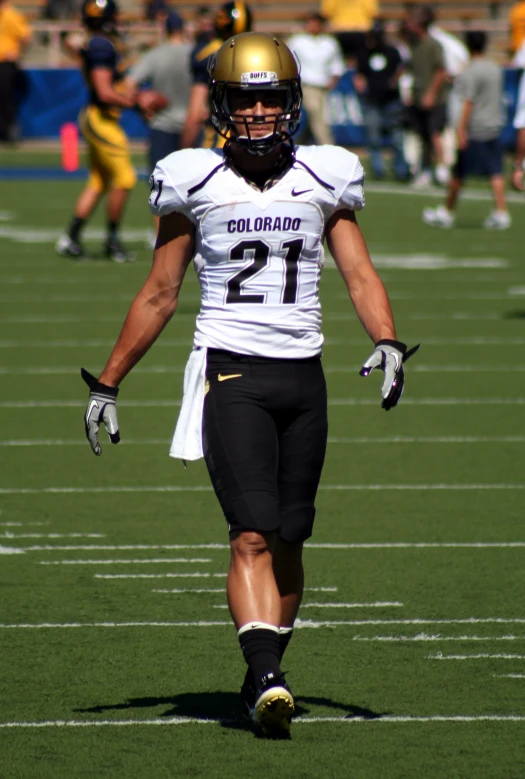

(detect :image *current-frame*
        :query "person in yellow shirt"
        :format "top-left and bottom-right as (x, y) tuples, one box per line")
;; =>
(510, 0), (525, 54)
(0, 0), (31, 142)
(320, 0), (377, 62)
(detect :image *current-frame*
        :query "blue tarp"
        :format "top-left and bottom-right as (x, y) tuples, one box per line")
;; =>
(17, 66), (523, 148)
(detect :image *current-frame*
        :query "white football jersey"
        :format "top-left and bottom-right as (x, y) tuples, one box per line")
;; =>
(149, 145), (365, 358)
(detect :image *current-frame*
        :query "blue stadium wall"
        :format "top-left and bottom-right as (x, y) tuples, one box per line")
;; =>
(19, 67), (522, 147)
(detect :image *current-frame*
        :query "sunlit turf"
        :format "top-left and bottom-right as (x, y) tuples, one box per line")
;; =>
(1, 164), (525, 778)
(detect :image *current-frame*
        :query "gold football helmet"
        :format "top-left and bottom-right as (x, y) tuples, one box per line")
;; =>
(208, 32), (302, 155)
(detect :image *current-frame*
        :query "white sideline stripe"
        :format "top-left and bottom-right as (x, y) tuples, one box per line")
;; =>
(10, 541), (525, 552)
(3, 435), (525, 447)
(94, 573), (227, 579)
(365, 180), (525, 203)
(3, 365), (525, 377)
(213, 602), (403, 610)
(1, 484), (524, 496)
(0, 545), (24, 555)
(2, 398), (525, 410)
(152, 586), (338, 594)
(429, 654), (525, 660)
(39, 558), (212, 565)
(2, 337), (525, 348)
(1, 714), (525, 729)
(0, 521), (22, 525)
(1, 620), (524, 630)
(0, 533), (103, 539)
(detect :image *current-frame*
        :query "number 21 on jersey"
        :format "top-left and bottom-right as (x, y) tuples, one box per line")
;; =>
(226, 238), (304, 305)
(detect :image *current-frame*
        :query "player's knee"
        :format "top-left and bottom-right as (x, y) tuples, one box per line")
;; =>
(230, 530), (275, 561)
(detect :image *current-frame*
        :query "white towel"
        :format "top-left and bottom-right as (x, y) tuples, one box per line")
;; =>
(169, 347), (207, 461)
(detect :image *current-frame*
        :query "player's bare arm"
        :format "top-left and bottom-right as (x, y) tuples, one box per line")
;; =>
(180, 83), (209, 149)
(91, 68), (163, 118)
(82, 212), (194, 454)
(327, 209), (418, 409)
(326, 209), (396, 343)
(98, 212), (194, 387)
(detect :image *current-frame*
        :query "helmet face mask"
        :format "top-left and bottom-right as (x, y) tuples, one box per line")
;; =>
(209, 33), (302, 157)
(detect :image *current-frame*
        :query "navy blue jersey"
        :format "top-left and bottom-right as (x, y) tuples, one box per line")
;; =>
(190, 37), (222, 85)
(81, 34), (119, 108)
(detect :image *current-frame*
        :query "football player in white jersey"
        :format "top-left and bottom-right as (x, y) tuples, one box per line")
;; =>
(81, 31), (418, 738)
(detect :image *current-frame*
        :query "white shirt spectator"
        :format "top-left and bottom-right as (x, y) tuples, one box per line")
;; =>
(429, 25), (469, 77)
(288, 33), (346, 88)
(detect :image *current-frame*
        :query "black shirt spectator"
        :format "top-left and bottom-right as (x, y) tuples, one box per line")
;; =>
(356, 36), (402, 104)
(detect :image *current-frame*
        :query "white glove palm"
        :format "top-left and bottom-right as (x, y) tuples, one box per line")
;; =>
(81, 368), (120, 455)
(360, 340), (420, 410)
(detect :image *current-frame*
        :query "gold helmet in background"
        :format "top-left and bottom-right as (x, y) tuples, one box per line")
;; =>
(208, 32), (302, 155)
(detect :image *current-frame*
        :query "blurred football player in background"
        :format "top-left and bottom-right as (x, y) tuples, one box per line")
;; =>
(125, 10), (191, 245)
(180, 0), (252, 149)
(56, 0), (164, 262)
(81, 31), (417, 738)
(423, 31), (510, 229)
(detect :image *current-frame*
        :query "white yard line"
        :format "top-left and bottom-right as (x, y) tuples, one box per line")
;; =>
(8, 541), (525, 552)
(152, 586), (338, 594)
(39, 558), (212, 565)
(429, 653), (525, 660)
(0, 484), (524, 497)
(1, 714), (525, 728)
(0, 546), (24, 554)
(0, 533), (104, 539)
(494, 674), (525, 679)
(1, 619), (524, 629)
(1, 398), (524, 410)
(3, 364), (525, 377)
(213, 602), (403, 610)
(94, 573), (227, 579)
(1, 436), (525, 447)
(2, 337), (525, 348)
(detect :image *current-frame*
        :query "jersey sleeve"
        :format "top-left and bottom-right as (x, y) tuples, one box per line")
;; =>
(149, 149), (222, 221)
(85, 36), (116, 69)
(319, 146), (365, 211)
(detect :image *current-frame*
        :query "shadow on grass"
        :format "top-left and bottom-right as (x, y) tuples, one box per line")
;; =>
(503, 310), (525, 319)
(74, 691), (386, 733)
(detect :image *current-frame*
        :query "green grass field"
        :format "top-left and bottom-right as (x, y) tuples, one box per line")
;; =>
(1, 155), (525, 778)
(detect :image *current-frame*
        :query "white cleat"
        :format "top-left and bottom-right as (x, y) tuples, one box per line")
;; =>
(483, 211), (511, 230)
(55, 234), (85, 258)
(412, 170), (433, 189)
(422, 205), (454, 228)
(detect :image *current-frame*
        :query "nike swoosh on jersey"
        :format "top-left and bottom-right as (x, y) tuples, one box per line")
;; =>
(291, 188), (313, 197)
(218, 373), (243, 382)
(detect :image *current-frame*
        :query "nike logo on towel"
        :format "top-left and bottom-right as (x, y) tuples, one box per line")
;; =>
(218, 373), (242, 382)
(291, 188), (313, 197)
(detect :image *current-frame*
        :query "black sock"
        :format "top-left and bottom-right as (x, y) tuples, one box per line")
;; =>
(68, 216), (84, 242)
(238, 626), (281, 688)
(279, 628), (293, 660)
(107, 220), (119, 243)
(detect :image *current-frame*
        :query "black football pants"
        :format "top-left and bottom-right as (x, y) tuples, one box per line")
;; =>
(202, 348), (328, 542)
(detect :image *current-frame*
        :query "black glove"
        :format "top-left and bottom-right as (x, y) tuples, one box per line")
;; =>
(360, 340), (420, 410)
(81, 368), (120, 455)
